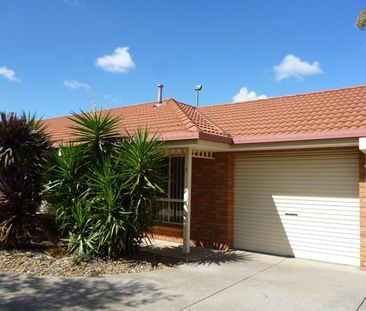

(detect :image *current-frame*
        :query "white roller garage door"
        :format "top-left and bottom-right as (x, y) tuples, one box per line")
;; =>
(234, 150), (360, 266)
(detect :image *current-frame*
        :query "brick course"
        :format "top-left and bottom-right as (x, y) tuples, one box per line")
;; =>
(190, 152), (233, 250)
(151, 225), (184, 244)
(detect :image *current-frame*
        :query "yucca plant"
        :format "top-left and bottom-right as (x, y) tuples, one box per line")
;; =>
(87, 157), (130, 258)
(65, 200), (97, 260)
(116, 129), (165, 253)
(47, 111), (120, 236)
(46, 144), (87, 222)
(0, 112), (52, 248)
(68, 111), (121, 167)
(48, 111), (165, 260)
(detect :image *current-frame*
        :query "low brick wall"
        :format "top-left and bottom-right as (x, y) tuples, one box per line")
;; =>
(151, 225), (183, 244)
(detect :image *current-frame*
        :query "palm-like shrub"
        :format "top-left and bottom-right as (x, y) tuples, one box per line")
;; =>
(48, 111), (165, 259)
(47, 144), (87, 223)
(116, 130), (165, 252)
(87, 157), (130, 258)
(69, 111), (121, 165)
(0, 112), (52, 248)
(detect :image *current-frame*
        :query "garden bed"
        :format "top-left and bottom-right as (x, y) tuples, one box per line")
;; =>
(0, 244), (183, 277)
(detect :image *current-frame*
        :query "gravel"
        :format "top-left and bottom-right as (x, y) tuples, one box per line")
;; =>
(0, 245), (183, 277)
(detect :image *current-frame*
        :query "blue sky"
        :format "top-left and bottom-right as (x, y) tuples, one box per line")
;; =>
(1, 0), (366, 118)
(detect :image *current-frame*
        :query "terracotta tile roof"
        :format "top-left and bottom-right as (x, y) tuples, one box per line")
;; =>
(198, 85), (366, 144)
(43, 98), (231, 145)
(174, 101), (227, 136)
(44, 85), (366, 146)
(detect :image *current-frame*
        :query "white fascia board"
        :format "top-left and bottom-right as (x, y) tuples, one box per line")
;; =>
(229, 138), (358, 152)
(359, 137), (366, 154)
(164, 138), (358, 153)
(164, 139), (230, 152)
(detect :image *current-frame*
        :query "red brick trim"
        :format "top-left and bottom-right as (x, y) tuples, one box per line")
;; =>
(151, 225), (231, 250)
(190, 152), (234, 250)
(151, 225), (184, 244)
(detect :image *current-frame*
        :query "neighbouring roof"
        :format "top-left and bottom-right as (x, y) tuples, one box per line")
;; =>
(44, 85), (366, 145)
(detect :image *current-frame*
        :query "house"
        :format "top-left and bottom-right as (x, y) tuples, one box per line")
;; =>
(44, 84), (366, 269)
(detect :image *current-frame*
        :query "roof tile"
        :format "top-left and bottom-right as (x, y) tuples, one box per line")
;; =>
(198, 85), (366, 143)
(44, 85), (366, 145)
(43, 98), (231, 145)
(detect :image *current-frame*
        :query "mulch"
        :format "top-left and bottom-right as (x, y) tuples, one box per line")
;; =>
(0, 244), (183, 277)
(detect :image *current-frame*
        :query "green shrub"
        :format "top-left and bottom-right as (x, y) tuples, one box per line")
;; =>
(47, 111), (165, 259)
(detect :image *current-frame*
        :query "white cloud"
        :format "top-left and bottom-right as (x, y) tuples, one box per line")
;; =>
(95, 47), (135, 73)
(64, 80), (90, 91)
(233, 87), (267, 102)
(0, 66), (20, 82)
(273, 54), (322, 80)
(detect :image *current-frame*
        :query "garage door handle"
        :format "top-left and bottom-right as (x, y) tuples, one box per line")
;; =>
(285, 213), (298, 216)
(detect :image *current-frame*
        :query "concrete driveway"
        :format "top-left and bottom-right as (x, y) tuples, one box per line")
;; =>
(0, 250), (366, 311)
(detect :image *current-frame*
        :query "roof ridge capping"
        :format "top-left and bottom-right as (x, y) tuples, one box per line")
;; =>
(44, 97), (176, 121)
(170, 99), (231, 137)
(167, 99), (200, 132)
(199, 84), (366, 108)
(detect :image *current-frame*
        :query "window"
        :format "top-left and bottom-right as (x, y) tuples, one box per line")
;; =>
(157, 156), (184, 225)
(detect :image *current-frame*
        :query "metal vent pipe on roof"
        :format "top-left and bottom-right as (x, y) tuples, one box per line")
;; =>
(195, 85), (202, 107)
(157, 84), (163, 103)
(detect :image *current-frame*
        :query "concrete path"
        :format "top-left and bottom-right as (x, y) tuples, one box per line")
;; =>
(0, 250), (366, 311)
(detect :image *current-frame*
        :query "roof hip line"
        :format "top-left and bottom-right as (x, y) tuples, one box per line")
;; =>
(171, 99), (229, 137)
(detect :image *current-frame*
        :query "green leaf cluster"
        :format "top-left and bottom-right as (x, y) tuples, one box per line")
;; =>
(47, 111), (165, 260)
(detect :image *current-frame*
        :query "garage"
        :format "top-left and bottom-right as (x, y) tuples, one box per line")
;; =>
(233, 149), (360, 266)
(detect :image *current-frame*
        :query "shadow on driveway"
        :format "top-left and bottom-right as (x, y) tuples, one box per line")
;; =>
(190, 250), (253, 266)
(143, 243), (253, 266)
(0, 272), (178, 311)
